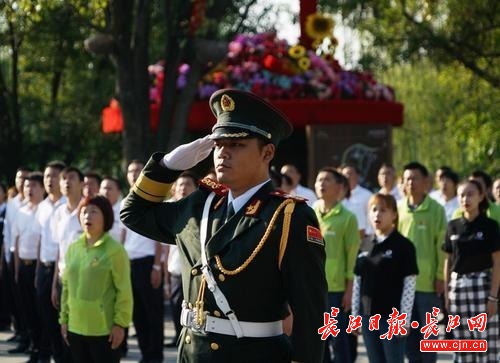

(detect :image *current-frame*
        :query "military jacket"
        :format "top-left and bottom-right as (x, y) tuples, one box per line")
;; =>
(121, 153), (327, 363)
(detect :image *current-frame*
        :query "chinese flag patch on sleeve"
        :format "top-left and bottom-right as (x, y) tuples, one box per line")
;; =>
(307, 225), (324, 246)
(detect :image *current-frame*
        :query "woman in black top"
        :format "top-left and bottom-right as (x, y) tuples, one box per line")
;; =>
(443, 179), (500, 363)
(352, 194), (418, 363)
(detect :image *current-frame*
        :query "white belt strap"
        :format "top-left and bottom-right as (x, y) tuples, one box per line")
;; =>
(181, 307), (283, 337)
(199, 192), (244, 338)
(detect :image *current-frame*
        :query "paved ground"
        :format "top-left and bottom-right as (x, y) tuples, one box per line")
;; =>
(0, 313), (453, 362)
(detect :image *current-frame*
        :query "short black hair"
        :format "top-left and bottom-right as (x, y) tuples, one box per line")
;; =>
(440, 170), (459, 185)
(84, 171), (102, 185)
(45, 160), (66, 172)
(61, 167), (84, 182)
(0, 182), (6, 195)
(340, 163), (361, 175)
(470, 170), (492, 189)
(128, 159), (145, 167)
(318, 167), (345, 184)
(403, 162), (429, 177)
(177, 171), (199, 185)
(26, 171), (44, 187)
(16, 166), (33, 173)
(101, 176), (121, 191)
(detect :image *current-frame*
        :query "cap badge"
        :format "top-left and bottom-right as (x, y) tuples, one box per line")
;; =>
(220, 94), (235, 112)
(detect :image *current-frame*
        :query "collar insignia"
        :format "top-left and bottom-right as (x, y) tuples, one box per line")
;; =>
(245, 199), (262, 217)
(221, 94), (235, 112)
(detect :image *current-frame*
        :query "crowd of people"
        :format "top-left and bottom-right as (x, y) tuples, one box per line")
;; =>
(0, 161), (200, 363)
(1, 157), (498, 363)
(0, 152), (499, 363)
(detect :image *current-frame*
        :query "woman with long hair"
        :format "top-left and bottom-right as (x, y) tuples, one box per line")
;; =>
(443, 179), (499, 363)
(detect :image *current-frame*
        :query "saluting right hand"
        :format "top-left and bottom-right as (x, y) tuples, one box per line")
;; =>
(162, 135), (213, 170)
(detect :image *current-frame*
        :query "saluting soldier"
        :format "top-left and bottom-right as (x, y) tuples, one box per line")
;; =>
(121, 89), (327, 363)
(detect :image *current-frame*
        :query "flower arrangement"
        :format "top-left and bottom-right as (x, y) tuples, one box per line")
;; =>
(147, 26), (395, 103)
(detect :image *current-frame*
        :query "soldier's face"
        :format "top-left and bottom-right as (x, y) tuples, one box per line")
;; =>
(213, 138), (274, 195)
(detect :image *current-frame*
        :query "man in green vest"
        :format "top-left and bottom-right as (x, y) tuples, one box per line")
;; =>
(121, 89), (327, 363)
(398, 162), (447, 363)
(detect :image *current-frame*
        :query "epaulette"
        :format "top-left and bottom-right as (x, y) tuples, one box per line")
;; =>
(269, 189), (307, 203)
(198, 178), (229, 196)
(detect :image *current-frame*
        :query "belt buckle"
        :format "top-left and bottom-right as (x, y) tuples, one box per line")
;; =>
(185, 308), (207, 335)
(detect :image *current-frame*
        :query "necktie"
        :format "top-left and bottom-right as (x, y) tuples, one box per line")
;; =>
(225, 202), (235, 222)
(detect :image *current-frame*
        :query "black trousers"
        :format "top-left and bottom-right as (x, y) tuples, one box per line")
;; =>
(18, 261), (42, 354)
(0, 247), (12, 327)
(130, 256), (164, 361)
(36, 263), (65, 361)
(67, 332), (120, 363)
(4, 253), (28, 341)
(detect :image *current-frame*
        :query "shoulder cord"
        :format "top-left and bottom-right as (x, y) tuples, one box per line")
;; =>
(215, 198), (295, 275)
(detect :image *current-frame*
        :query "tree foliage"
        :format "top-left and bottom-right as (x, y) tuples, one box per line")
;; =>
(381, 61), (499, 176)
(322, 0), (499, 88)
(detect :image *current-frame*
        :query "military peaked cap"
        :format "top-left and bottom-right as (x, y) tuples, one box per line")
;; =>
(209, 89), (293, 145)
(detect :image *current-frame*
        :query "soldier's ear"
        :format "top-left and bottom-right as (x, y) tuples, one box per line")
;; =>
(262, 143), (275, 163)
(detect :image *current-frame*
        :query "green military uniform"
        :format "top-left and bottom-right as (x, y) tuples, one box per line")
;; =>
(121, 89), (327, 363)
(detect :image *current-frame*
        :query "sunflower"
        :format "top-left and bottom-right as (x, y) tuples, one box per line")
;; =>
(298, 57), (311, 71)
(288, 45), (306, 59)
(305, 13), (334, 40)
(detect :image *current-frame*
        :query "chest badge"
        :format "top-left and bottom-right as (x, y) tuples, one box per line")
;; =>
(382, 250), (393, 258)
(91, 257), (99, 267)
(475, 231), (484, 240)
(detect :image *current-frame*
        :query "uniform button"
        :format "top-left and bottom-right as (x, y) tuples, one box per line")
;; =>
(210, 342), (219, 351)
(185, 335), (191, 344)
(213, 310), (221, 317)
(191, 268), (198, 276)
(188, 302), (193, 309)
(218, 273), (225, 282)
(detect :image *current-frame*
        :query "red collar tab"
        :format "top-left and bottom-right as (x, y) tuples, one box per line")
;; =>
(198, 178), (229, 196)
(269, 189), (307, 203)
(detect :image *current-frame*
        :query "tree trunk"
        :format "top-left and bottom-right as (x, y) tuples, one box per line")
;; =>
(110, 0), (151, 165)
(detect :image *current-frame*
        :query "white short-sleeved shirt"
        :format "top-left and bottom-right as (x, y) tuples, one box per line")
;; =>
(343, 185), (373, 233)
(167, 245), (182, 276)
(3, 195), (25, 260)
(108, 199), (125, 243)
(290, 184), (317, 207)
(52, 202), (83, 277)
(431, 192), (460, 221)
(123, 228), (157, 260)
(13, 204), (41, 260)
(37, 196), (66, 263)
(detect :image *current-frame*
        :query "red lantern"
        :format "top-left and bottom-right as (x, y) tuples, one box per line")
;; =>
(102, 98), (123, 133)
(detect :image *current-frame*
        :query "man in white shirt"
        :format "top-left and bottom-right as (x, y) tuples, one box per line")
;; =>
(3, 167), (31, 352)
(51, 167), (83, 310)
(82, 171), (101, 198)
(429, 169), (459, 221)
(377, 164), (403, 201)
(123, 160), (164, 362)
(13, 172), (45, 362)
(280, 164), (317, 206)
(341, 164), (373, 237)
(99, 176), (125, 243)
(35, 161), (66, 363)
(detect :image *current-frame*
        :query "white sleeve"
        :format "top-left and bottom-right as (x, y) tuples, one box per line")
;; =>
(352, 275), (361, 317)
(400, 275), (416, 323)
